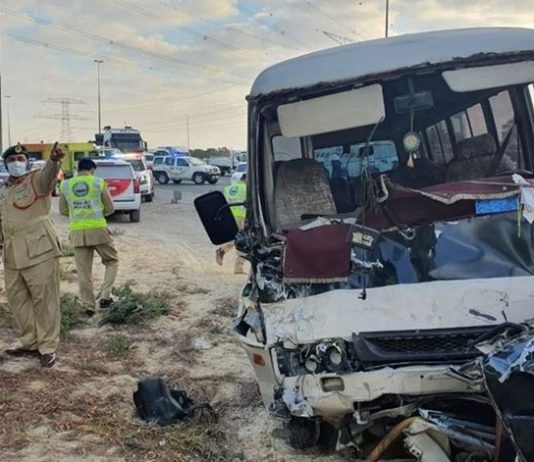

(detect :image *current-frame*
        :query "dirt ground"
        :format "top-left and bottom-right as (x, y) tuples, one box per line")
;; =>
(0, 185), (346, 462)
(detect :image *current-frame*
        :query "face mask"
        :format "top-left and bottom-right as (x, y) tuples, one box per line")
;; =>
(7, 161), (27, 177)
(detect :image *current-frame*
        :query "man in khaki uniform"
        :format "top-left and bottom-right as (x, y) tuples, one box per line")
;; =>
(2, 143), (64, 368)
(59, 159), (118, 316)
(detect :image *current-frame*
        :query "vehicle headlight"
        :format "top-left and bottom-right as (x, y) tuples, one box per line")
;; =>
(324, 344), (344, 371)
(304, 355), (320, 373)
(140, 175), (148, 184)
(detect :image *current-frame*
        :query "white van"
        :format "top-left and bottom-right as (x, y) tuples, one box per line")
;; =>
(153, 155), (220, 185)
(95, 159), (141, 222)
(195, 28), (534, 460)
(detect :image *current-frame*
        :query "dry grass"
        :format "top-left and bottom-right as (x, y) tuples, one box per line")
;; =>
(0, 302), (12, 329)
(175, 283), (211, 295)
(210, 297), (237, 318)
(0, 280), (258, 461)
(0, 339), (244, 462)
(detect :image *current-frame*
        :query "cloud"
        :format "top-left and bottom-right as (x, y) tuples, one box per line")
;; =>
(1, 0), (533, 149)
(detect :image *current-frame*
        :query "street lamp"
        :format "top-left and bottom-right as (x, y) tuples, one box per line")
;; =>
(4, 95), (12, 146)
(385, 0), (389, 38)
(94, 59), (103, 134)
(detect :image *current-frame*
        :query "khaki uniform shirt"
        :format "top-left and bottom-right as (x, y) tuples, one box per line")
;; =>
(59, 176), (115, 247)
(0, 159), (62, 270)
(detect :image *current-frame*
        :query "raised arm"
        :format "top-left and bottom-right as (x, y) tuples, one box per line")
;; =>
(35, 144), (64, 195)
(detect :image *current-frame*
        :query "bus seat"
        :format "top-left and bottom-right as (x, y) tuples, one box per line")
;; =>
(274, 159), (337, 231)
(446, 134), (497, 181)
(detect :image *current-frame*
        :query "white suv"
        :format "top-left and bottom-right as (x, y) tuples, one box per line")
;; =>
(95, 159), (141, 222)
(153, 156), (220, 185)
(117, 153), (154, 202)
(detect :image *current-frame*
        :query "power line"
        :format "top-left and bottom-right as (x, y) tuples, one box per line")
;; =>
(0, 6), (249, 83)
(108, 0), (241, 52)
(140, 107), (246, 130)
(2, 31), (249, 98)
(236, 2), (311, 51)
(322, 30), (354, 45)
(155, 0), (298, 52)
(303, 0), (365, 40)
(40, 97), (90, 141)
(3, 32), (138, 69)
(102, 83), (246, 112)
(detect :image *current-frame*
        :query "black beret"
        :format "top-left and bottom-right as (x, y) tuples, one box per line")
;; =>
(78, 158), (97, 171)
(2, 143), (28, 160)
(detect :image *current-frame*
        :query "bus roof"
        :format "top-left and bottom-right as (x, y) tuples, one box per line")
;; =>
(249, 27), (534, 98)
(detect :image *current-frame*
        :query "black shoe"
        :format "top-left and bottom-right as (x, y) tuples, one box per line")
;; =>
(99, 298), (113, 309)
(40, 352), (58, 368)
(85, 309), (96, 317)
(5, 347), (40, 357)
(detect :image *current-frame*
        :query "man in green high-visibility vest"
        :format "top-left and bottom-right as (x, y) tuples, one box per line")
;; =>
(59, 159), (119, 316)
(216, 174), (247, 274)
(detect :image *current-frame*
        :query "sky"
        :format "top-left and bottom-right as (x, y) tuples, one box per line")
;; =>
(0, 0), (533, 150)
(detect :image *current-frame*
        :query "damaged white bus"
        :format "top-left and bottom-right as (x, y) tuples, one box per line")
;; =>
(196, 28), (534, 461)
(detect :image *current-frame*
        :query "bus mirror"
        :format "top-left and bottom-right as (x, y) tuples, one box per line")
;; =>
(194, 191), (238, 245)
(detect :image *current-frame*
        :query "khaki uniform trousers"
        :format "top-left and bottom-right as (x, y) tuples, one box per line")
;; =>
(5, 258), (60, 355)
(219, 218), (246, 274)
(74, 242), (118, 312)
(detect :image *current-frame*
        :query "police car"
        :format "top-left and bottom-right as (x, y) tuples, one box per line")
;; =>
(94, 159), (141, 222)
(152, 156), (220, 185)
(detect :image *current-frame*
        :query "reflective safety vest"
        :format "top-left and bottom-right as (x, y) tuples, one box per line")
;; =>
(224, 182), (246, 219)
(61, 175), (107, 231)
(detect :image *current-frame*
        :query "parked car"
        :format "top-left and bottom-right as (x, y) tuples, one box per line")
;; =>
(117, 153), (154, 202)
(144, 152), (154, 169)
(153, 146), (189, 157)
(153, 156), (220, 185)
(209, 151), (247, 175)
(194, 27), (534, 460)
(94, 159), (141, 222)
(230, 162), (247, 183)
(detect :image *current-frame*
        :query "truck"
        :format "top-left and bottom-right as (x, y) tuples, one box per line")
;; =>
(95, 126), (147, 153)
(207, 150), (247, 175)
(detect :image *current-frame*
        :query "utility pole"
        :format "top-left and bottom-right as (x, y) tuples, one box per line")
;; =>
(186, 115), (190, 149)
(94, 60), (103, 134)
(41, 97), (89, 142)
(0, 75), (3, 152)
(4, 94), (11, 146)
(385, 0), (389, 38)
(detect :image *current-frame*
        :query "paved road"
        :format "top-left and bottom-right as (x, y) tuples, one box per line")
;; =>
(152, 174), (230, 202)
(51, 175), (233, 267)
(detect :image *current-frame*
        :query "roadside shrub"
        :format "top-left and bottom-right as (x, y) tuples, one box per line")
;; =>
(61, 244), (75, 257)
(61, 293), (84, 335)
(0, 303), (13, 329)
(100, 282), (170, 325)
(105, 334), (132, 356)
